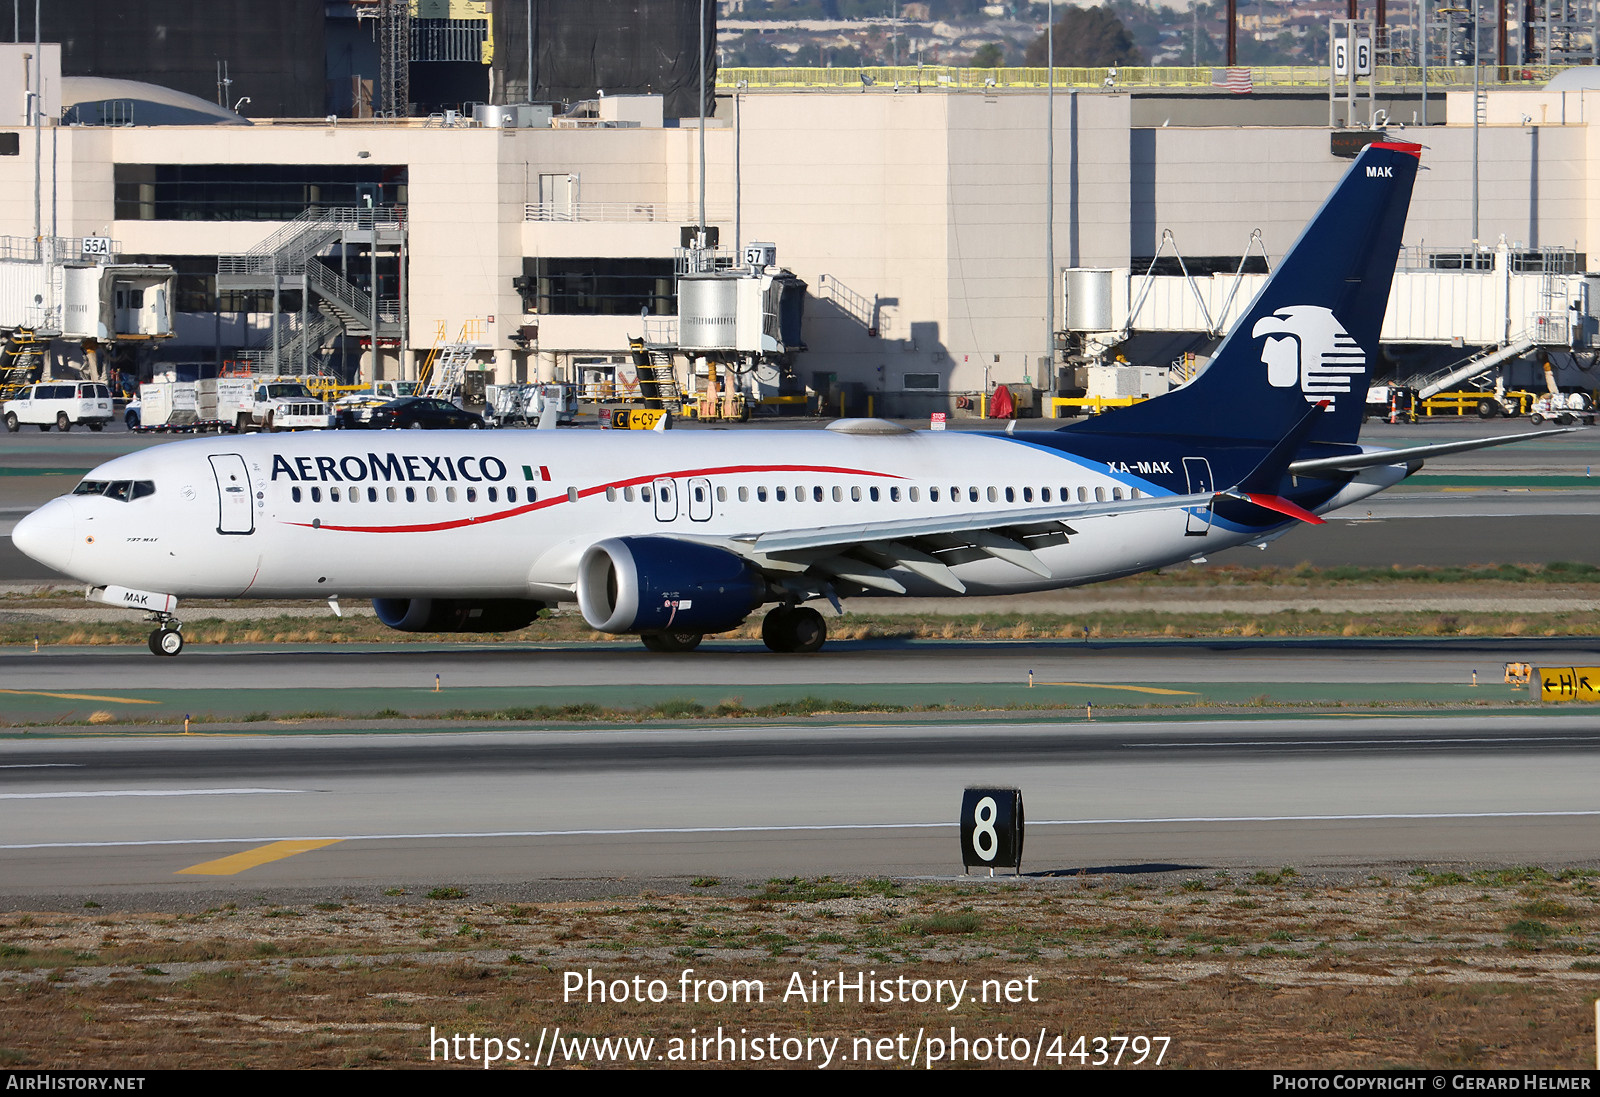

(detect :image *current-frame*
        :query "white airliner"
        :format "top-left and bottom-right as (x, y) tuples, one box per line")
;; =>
(9, 141), (1573, 655)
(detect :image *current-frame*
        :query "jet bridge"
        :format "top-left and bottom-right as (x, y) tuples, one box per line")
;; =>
(1062, 240), (1598, 360)
(0, 237), (174, 342)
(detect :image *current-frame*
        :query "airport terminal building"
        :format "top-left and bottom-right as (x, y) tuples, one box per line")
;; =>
(2, 46), (1597, 415)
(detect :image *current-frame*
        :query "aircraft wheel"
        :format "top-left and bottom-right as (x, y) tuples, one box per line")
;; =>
(641, 630), (702, 653)
(2, 411), (16, 432)
(56, 412), (70, 431)
(149, 628), (184, 657)
(762, 605), (826, 653)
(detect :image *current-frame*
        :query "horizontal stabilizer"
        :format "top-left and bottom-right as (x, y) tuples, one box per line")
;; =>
(1288, 428), (1583, 476)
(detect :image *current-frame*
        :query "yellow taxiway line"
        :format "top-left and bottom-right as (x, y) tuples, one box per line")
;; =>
(1042, 682), (1198, 695)
(177, 839), (343, 876)
(0, 688), (158, 704)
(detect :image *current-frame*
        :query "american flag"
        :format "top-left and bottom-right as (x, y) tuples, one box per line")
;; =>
(1213, 67), (1254, 94)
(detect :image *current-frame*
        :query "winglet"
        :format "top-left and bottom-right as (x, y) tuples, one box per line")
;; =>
(1218, 489), (1326, 525)
(1217, 398), (1330, 525)
(1237, 399), (1329, 494)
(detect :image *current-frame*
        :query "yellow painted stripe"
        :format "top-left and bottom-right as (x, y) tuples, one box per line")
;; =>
(0, 688), (158, 704)
(177, 839), (342, 876)
(1042, 682), (1198, 696)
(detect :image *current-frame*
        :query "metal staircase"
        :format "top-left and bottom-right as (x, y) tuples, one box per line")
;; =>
(1406, 336), (1538, 399)
(0, 328), (44, 400)
(629, 338), (682, 408)
(218, 206), (406, 377)
(420, 343), (476, 401)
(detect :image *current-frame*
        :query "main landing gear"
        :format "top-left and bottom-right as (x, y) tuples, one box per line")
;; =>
(145, 613), (183, 656)
(634, 606), (829, 654)
(640, 630), (702, 653)
(761, 605), (826, 654)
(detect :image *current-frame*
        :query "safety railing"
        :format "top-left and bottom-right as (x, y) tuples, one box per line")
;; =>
(718, 64), (1568, 91)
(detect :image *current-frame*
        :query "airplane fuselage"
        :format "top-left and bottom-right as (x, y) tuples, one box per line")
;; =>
(16, 425), (1399, 606)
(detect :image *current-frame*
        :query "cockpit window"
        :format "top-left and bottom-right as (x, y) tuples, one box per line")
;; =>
(73, 479), (154, 501)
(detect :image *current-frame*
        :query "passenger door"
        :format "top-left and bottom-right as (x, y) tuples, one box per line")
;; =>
(209, 454), (254, 535)
(1183, 457), (1214, 536)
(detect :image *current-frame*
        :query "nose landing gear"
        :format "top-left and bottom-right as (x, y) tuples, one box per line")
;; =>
(145, 613), (184, 656)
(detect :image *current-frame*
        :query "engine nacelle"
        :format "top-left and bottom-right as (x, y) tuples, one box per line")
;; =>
(371, 598), (545, 633)
(577, 536), (765, 635)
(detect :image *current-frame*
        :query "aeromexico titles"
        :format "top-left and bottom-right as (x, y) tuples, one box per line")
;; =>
(11, 141), (1576, 655)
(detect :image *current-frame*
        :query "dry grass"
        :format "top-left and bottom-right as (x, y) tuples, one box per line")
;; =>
(2, 870), (1599, 1069)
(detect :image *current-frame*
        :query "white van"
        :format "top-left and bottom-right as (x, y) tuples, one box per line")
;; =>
(2, 382), (115, 432)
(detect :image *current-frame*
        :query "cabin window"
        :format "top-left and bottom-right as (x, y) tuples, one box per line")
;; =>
(757, 486), (767, 502)
(291, 487), (302, 502)
(775, 487), (786, 501)
(738, 486), (749, 502)
(1112, 487), (1124, 500)
(641, 487), (651, 502)
(385, 487), (396, 502)
(871, 487), (881, 502)
(968, 487), (979, 502)
(1022, 487), (1032, 502)
(929, 487), (939, 502)
(606, 487), (616, 501)
(988, 487), (999, 503)
(311, 487), (322, 503)
(567, 486), (578, 503)
(909, 487), (919, 502)
(1095, 487), (1106, 502)
(814, 486), (825, 503)
(832, 487), (843, 502)
(1077, 487), (1087, 502)
(1004, 487), (1014, 503)
(1041, 487), (1051, 502)
(717, 486), (727, 502)
(466, 488), (476, 502)
(507, 487), (518, 503)
(405, 487), (416, 502)
(488, 487), (498, 502)
(623, 486), (635, 502)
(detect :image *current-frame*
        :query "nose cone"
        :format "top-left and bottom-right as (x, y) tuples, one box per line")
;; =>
(11, 497), (76, 576)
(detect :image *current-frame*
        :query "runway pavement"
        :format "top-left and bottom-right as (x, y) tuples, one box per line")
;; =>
(1, 715), (1597, 901)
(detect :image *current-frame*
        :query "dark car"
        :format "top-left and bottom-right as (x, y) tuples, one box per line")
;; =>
(343, 396), (486, 430)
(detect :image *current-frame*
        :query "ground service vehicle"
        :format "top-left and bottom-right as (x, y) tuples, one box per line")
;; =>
(10, 143), (1577, 656)
(2, 382), (114, 432)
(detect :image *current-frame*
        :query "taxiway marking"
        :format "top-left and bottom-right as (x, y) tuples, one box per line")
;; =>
(177, 839), (344, 876)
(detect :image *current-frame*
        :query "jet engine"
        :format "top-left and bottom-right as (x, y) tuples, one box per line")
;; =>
(577, 537), (766, 635)
(371, 598), (545, 633)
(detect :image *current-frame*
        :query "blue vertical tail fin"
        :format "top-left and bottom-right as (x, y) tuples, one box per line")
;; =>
(1067, 140), (1421, 445)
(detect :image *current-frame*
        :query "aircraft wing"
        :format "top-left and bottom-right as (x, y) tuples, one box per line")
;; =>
(1288, 428), (1582, 476)
(702, 490), (1222, 593)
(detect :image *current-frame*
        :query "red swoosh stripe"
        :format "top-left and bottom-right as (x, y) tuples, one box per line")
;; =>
(285, 462), (907, 534)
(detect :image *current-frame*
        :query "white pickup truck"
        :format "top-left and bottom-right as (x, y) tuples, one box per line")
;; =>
(231, 380), (336, 432)
(135, 378), (335, 432)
